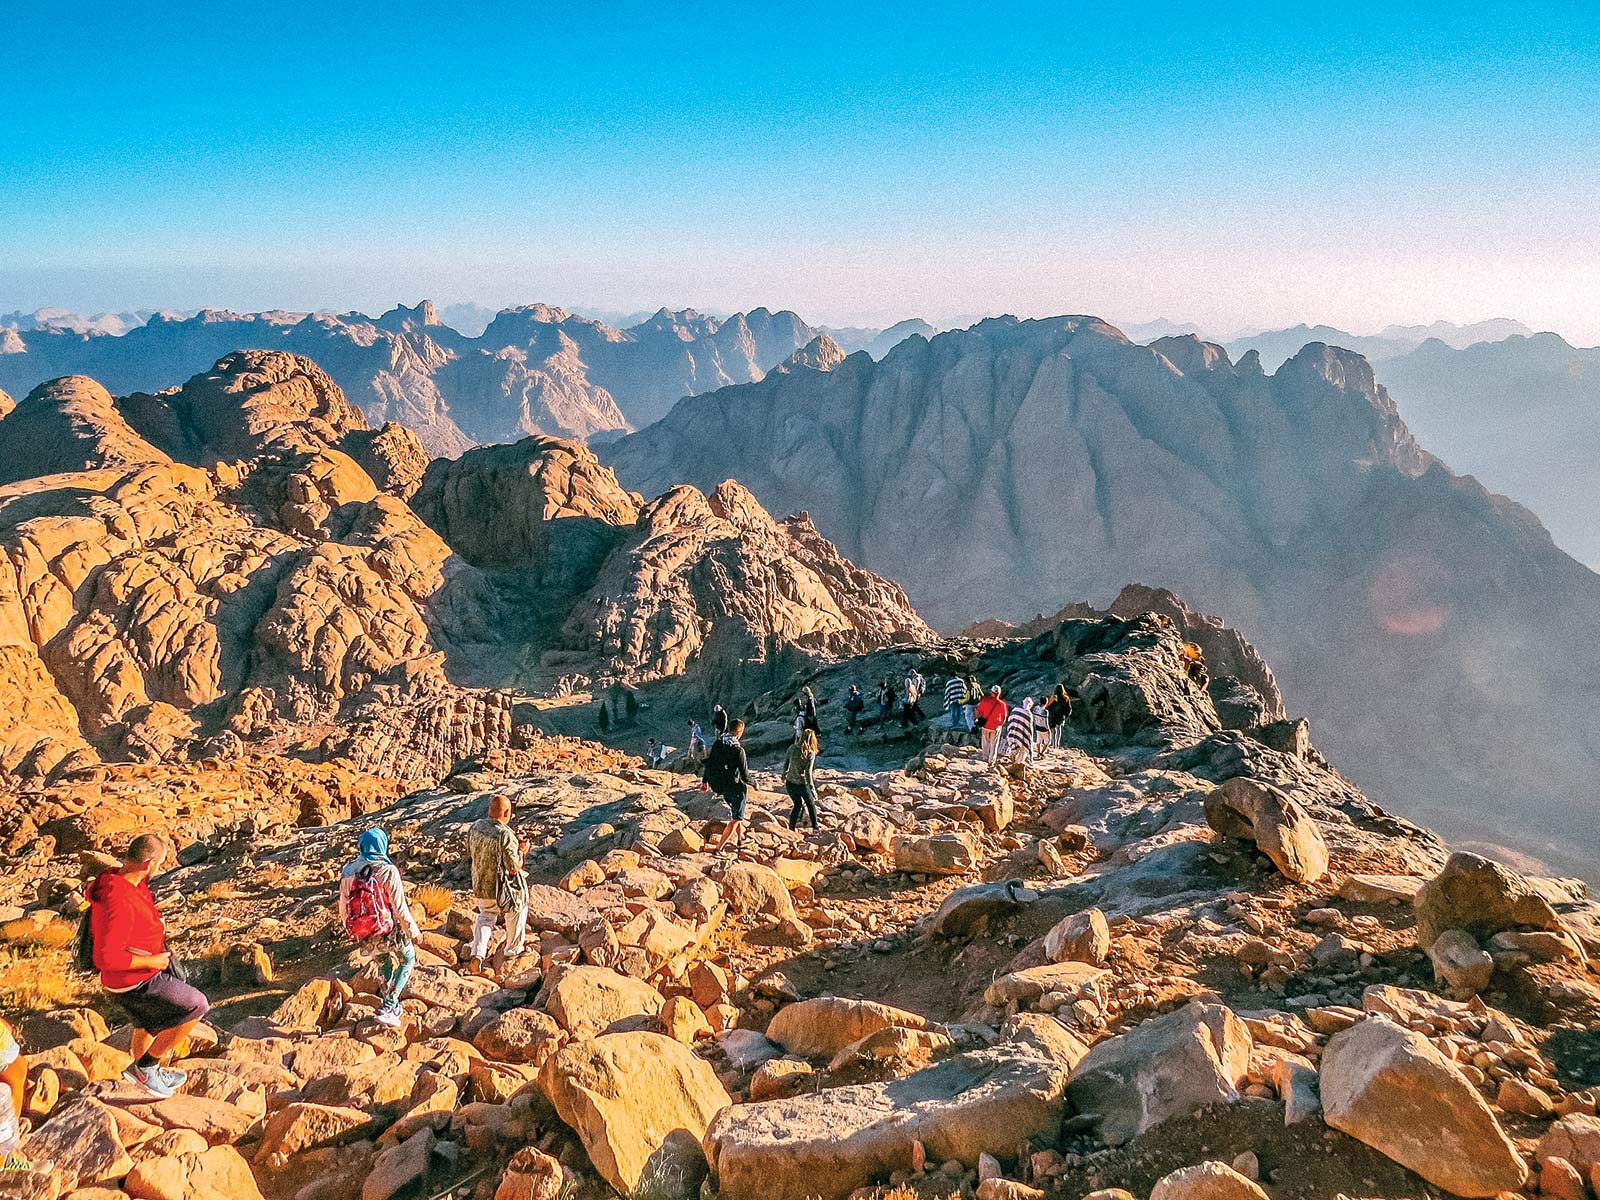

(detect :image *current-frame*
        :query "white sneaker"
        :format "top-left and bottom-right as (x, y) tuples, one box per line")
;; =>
(123, 1064), (180, 1099)
(372, 1008), (405, 1028)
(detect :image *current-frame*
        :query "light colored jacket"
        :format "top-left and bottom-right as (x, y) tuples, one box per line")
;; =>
(468, 817), (527, 906)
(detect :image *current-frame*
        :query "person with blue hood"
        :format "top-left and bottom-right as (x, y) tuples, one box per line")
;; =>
(338, 828), (421, 1026)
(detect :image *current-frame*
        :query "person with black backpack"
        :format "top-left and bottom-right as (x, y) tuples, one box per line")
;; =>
(85, 833), (209, 1098)
(843, 684), (865, 734)
(703, 718), (753, 851)
(338, 828), (421, 1027)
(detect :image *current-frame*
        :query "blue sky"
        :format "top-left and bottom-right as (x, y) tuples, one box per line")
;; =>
(3, 0), (1598, 336)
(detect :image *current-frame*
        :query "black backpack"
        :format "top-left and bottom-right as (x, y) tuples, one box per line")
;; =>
(74, 909), (97, 973)
(703, 740), (733, 791)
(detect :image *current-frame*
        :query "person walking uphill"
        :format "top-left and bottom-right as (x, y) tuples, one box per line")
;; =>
(704, 719), (753, 851)
(340, 828), (421, 1025)
(87, 834), (209, 1098)
(1003, 697), (1038, 770)
(943, 675), (968, 730)
(784, 728), (821, 830)
(466, 796), (529, 978)
(1045, 684), (1073, 748)
(974, 685), (1009, 764)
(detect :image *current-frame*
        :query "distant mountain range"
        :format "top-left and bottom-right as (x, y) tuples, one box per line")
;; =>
(602, 317), (1600, 875)
(1223, 318), (1536, 371)
(0, 302), (935, 457)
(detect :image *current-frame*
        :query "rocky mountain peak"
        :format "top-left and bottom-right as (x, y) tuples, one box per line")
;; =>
(145, 349), (371, 462)
(777, 334), (847, 373)
(0, 375), (171, 485)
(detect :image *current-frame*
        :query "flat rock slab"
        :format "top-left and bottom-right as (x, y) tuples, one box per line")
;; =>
(705, 1046), (1068, 1200)
(1338, 874), (1424, 903)
(525, 884), (602, 935)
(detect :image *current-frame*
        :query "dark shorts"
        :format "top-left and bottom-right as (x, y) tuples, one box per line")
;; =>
(114, 971), (210, 1034)
(721, 786), (748, 821)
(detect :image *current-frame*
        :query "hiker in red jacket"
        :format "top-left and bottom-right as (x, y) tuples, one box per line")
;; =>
(974, 685), (1010, 765)
(88, 834), (209, 1098)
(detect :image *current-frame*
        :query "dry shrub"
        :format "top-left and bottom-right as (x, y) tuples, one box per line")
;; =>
(254, 863), (289, 888)
(413, 884), (454, 917)
(204, 881), (239, 902)
(1, 918), (78, 951)
(0, 951), (83, 1011)
(29, 921), (77, 951)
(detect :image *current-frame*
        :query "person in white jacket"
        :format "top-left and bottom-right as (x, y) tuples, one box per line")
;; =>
(338, 828), (421, 1026)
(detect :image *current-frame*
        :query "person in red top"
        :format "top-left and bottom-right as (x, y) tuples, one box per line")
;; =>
(974, 684), (1010, 765)
(88, 834), (209, 1098)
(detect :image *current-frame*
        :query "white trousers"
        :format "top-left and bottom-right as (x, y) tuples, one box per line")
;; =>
(980, 727), (1000, 762)
(470, 898), (528, 960)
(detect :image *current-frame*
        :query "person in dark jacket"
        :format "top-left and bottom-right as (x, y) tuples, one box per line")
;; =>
(703, 719), (753, 850)
(89, 834), (209, 1098)
(783, 728), (821, 830)
(1045, 684), (1073, 748)
(800, 688), (820, 734)
(843, 685), (865, 734)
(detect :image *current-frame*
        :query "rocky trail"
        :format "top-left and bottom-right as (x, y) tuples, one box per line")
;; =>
(2, 614), (1600, 1200)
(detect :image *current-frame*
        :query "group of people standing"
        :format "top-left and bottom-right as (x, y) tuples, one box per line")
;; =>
(973, 681), (1074, 766)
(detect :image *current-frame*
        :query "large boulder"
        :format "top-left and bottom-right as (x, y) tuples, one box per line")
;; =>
(1149, 1161), (1269, 1200)
(1202, 777), (1328, 883)
(764, 997), (937, 1059)
(929, 880), (1037, 938)
(704, 1046), (1069, 1200)
(1065, 1002), (1251, 1145)
(892, 832), (980, 876)
(1043, 907), (1111, 965)
(1538, 1113), (1600, 1177)
(1320, 1016), (1525, 1197)
(473, 1008), (565, 1066)
(539, 1031), (730, 1195)
(23, 1097), (132, 1190)
(1413, 852), (1566, 950)
(717, 863), (795, 919)
(540, 964), (665, 1038)
(984, 962), (1108, 1009)
(124, 1144), (265, 1200)
(254, 1103), (377, 1168)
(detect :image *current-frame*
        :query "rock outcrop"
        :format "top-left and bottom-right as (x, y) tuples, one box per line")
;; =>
(0, 358), (926, 789)
(601, 315), (1600, 876)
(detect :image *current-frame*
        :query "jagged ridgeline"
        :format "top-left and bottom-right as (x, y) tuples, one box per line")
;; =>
(0, 303), (834, 458)
(602, 316), (1600, 875)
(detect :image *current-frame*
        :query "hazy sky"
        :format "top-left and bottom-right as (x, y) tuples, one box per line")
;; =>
(4, 1), (1599, 339)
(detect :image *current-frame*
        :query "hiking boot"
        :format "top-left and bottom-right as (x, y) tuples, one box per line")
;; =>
(123, 1063), (183, 1099)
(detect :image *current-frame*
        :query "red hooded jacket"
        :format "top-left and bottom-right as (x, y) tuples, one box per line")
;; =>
(89, 870), (165, 991)
(975, 694), (1009, 730)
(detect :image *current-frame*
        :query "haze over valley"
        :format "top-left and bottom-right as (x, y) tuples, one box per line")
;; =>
(6, 6), (1600, 1199)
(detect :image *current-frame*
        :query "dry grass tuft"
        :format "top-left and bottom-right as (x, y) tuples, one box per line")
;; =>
(204, 881), (240, 902)
(0, 950), (85, 1011)
(0, 917), (78, 951)
(413, 884), (454, 917)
